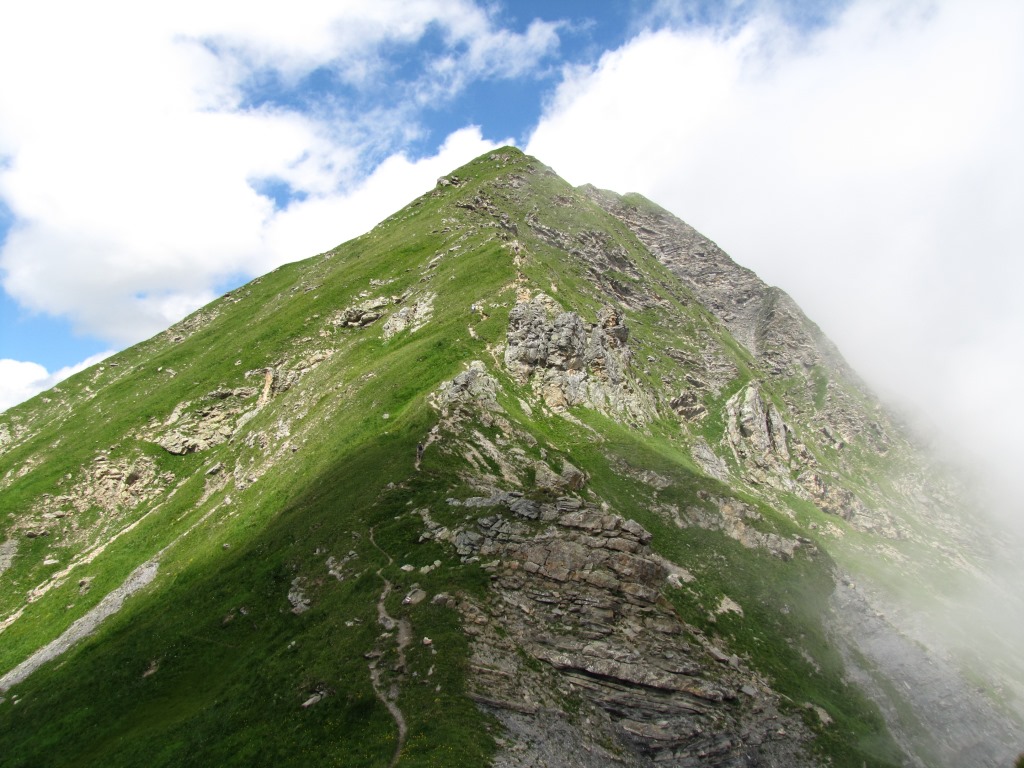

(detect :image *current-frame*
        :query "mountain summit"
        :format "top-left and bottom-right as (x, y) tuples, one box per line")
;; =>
(0, 147), (1020, 767)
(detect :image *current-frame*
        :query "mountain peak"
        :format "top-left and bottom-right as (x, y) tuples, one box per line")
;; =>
(0, 151), (1019, 767)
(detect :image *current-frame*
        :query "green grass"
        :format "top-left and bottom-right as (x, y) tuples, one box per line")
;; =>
(0, 145), (979, 767)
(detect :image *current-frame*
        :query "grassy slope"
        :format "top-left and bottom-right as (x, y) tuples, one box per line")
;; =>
(0, 148), (902, 766)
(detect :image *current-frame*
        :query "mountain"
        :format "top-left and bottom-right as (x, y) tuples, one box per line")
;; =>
(0, 147), (1021, 767)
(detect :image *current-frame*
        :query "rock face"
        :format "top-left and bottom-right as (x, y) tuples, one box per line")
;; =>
(426, 492), (814, 767)
(581, 188), (849, 384)
(718, 384), (897, 535)
(433, 361), (503, 420)
(724, 384), (795, 490)
(505, 294), (653, 424)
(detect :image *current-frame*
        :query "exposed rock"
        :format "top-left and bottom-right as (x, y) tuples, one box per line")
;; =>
(584, 187), (964, 543)
(718, 384), (902, 537)
(505, 295), (653, 424)
(582, 187), (858, 392)
(0, 561), (159, 692)
(445, 496), (814, 766)
(165, 307), (220, 342)
(689, 439), (730, 483)
(151, 388), (259, 455)
(432, 361), (503, 419)
(534, 460), (587, 492)
(24, 454), (167, 544)
(830, 577), (1022, 768)
(326, 551), (357, 581)
(331, 295), (392, 328)
(435, 174), (464, 188)
(0, 539), (16, 576)
(724, 384), (795, 492)
(402, 588), (427, 606)
(611, 459), (673, 491)
(669, 389), (707, 421)
(672, 496), (801, 560)
(157, 410), (238, 455)
(715, 595), (744, 617)
(382, 293), (435, 339)
(288, 577), (311, 614)
(489, 706), (645, 768)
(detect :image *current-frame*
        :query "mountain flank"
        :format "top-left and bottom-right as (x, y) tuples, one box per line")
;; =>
(0, 147), (1021, 767)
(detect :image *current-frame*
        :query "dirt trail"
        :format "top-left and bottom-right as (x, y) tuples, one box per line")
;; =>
(368, 527), (410, 768)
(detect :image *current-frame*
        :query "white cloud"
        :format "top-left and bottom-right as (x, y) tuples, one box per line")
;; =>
(527, 0), (1024, 518)
(0, 1), (554, 345)
(0, 352), (113, 414)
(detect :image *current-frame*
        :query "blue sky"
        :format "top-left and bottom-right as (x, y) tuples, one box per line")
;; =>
(1, 0), (1023, 516)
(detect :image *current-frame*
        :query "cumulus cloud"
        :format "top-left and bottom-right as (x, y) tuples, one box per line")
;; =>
(0, 352), (113, 414)
(0, 1), (552, 346)
(527, 0), (1024, 520)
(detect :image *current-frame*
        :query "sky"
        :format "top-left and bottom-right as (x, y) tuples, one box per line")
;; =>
(0, 0), (1022, 518)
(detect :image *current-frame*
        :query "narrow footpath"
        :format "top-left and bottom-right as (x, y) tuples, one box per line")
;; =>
(367, 526), (411, 768)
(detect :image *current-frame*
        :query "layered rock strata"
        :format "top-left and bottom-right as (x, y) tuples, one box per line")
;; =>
(424, 492), (814, 767)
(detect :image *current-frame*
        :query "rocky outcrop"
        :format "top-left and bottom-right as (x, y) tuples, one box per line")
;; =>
(582, 187), (897, 454)
(690, 439), (730, 483)
(525, 213), (653, 310)
(431, 361), (504, 425)
(288, 577), (311, 614)
(331, 295), (394, 328)
(504, 294), (653, 424)
(152, 388), (258, 455)
(723, 384), (796, 492)
(720, 384), (901, 537)
(147, 349), (334, 458)
(582, 188), (846, 379)
(382, 292), (434, 339)
(533, 459), (587, 492)
(164, 307), (220, 342)
(25, 453), (168, 540)
(255, 350), (334, 401)
(423, 493), (814, 766)
(427, 362), (537, 488)
(670, 495), (803, 560)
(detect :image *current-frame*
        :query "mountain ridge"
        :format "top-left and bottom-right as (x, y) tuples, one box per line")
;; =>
(0, 146), (1020, 767)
